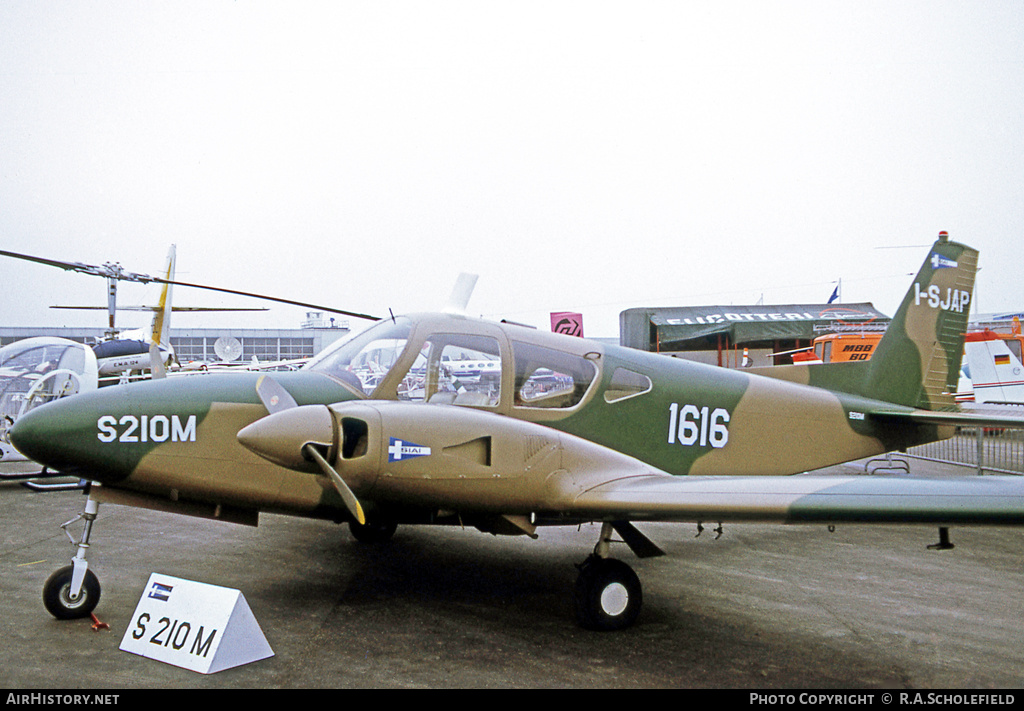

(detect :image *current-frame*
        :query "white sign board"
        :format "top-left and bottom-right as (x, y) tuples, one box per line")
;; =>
(120, 573), (274, 674)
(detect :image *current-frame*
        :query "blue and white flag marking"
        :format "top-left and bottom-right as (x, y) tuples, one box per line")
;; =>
(388, 437), (431, 462)
(147, 581), (173, 602)
(930, 252), (958, 270)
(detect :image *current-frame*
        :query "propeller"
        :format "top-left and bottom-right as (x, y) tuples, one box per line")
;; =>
(247, 376), (365, 525)
(0, 248), (381, 322)
(303, 443), (366, 527)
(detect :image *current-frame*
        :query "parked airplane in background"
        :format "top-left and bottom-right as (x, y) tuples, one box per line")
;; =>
(10, 233), (1024, 630)
(961, 328), (1024, 405)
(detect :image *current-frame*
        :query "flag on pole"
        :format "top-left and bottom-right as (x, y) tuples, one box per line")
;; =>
(827, 280), (841, 304)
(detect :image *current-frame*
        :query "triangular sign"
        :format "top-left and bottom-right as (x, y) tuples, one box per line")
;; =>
(120, 573), (274, 674)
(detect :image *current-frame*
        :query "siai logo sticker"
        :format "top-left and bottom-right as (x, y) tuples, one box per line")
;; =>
(148, 581), (174, 602)
(388, 437), (431, 462)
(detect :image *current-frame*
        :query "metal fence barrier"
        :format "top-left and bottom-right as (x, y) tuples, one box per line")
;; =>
(907, 428), (1024, 476)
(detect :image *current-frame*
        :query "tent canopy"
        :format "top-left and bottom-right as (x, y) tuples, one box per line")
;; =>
(620, 303), (889, 351)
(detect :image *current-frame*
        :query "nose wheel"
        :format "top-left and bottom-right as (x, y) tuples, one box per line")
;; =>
(43, 565), (100, 620)
(42, 491), (102, 620)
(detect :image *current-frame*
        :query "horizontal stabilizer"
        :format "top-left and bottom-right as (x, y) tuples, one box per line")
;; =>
(868, 406), (1024, 430)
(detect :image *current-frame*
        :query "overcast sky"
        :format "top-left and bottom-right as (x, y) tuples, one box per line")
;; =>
(2, 1), (1021, 339)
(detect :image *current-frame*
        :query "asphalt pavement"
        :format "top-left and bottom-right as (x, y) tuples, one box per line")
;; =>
(2, 457), (1023, 689)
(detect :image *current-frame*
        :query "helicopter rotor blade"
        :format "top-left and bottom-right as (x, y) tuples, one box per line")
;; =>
(0, 248), (380, 321)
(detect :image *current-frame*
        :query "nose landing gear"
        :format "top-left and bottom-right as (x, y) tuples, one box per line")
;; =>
(42, 492), (101, 620)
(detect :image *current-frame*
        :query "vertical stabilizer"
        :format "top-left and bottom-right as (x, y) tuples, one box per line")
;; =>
(862, 232), (977, 409)
(443, 273), (478, 315)
(150, 245), (176, 347)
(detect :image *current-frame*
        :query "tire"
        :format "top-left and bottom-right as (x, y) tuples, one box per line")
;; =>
(573, 557), (642, 631)
(43, 565), (101, 620)
(349, 517), (397, 544)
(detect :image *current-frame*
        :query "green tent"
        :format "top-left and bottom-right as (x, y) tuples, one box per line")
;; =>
(619, 303), (889, 353)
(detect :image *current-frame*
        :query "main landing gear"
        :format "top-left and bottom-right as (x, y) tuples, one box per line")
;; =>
(42, 490), (101, 620)
(572, 521), (663, 631)
(349, 515), (398, 544)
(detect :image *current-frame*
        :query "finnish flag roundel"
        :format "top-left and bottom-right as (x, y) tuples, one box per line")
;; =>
(388, 437), (432, 463)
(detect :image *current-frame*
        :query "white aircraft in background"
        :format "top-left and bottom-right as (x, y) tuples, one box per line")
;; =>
(961, 328), (1024, 405)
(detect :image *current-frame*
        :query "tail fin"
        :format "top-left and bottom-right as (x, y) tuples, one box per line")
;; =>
(149, 244), (176, 347)
(860, 232), (978, 409)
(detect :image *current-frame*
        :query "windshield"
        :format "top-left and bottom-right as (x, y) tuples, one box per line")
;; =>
(304, 318), (412, 395)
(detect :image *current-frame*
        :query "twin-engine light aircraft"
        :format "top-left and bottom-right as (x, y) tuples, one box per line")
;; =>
(11, 233), (1024, 630)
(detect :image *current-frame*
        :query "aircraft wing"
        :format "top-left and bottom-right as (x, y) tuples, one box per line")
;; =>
(564, 402), (1024, 525)
(567, 473), (1024, 526)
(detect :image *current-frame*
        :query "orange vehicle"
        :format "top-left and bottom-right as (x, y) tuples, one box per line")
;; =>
(789, 330), (884, 364)
(795, 317), (1022, 370)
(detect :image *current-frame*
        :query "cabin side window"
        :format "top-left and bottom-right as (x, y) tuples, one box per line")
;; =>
(512, 341), (597, 409)
(604, 368), (652, 403)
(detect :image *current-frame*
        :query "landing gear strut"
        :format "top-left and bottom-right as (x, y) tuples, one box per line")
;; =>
(572, 522), (643, 631)
(42, 492), (101, 620)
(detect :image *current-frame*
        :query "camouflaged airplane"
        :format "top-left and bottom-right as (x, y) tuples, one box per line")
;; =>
(10, 232), (1024, 630)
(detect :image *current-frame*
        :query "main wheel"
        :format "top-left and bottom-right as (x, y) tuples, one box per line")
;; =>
(43, 565), (100, 620)
(349, 517), (397, 544)
(573, 557), (642, 631)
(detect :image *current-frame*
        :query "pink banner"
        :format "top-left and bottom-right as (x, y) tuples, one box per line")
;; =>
(550, 312), (584, 337)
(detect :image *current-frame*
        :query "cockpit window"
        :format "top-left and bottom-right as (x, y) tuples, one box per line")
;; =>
(1008, 339), (1022, 362)
(304, 318), (412, 395)
(0, 339), (98, 426)
(512, 341), (596, 409)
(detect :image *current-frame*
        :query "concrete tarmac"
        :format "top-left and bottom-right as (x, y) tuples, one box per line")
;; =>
(2, 459), (1023, 689)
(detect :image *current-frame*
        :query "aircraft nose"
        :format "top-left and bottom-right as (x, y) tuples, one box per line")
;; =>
(8, 389), (137, 481)
(8, 400), (81, 472)
(8, 407), (45, 464)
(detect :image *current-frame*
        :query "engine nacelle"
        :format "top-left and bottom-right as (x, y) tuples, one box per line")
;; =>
(238, 400), (656, 514)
